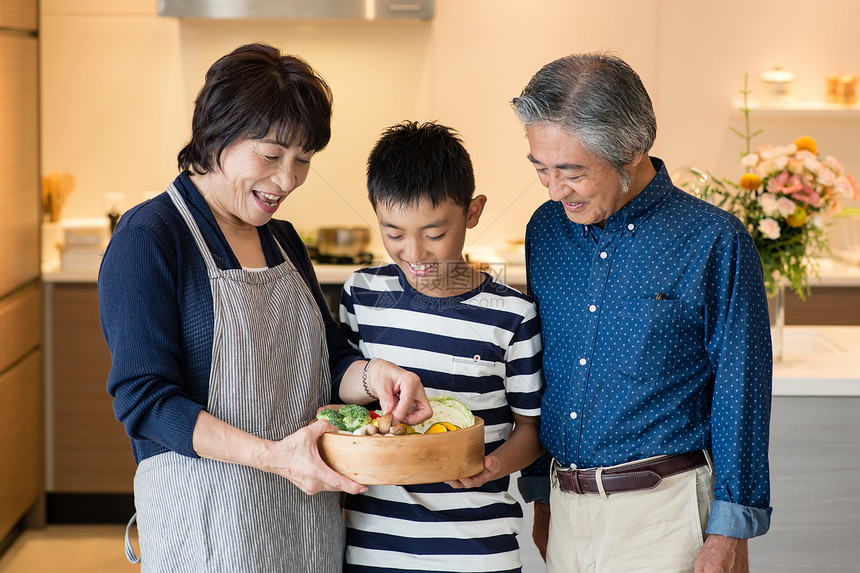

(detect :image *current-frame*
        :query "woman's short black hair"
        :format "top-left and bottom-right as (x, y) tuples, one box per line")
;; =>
(366, 121), (475, 212)
(177, 43), (333, 174)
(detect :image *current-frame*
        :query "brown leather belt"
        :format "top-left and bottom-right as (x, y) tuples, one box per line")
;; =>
(555, 450), (708, 496)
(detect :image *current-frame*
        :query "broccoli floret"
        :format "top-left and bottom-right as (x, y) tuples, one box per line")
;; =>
(316, 408), (346, 431)
(338, 404), (372, 432)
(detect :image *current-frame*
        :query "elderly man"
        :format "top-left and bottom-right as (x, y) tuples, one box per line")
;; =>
(512, 53), (772, 573)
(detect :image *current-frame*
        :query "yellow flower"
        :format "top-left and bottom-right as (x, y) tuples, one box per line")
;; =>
(794, 135), (818, 155)
(785, 206), (807, 227)
(739, 173), (762, 190)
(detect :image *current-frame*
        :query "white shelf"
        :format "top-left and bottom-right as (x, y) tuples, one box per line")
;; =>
(733, 100), (860, 118)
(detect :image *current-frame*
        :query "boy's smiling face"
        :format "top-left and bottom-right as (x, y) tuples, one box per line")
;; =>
(376, 195), (487, 297)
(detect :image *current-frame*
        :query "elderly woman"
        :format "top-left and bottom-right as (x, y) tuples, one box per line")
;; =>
(98, 43), (430, 571)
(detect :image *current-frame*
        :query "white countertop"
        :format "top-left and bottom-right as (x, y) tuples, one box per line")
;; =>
(40, 258), (384, 285)
(42, 256), (859, 288)
(773, 326), (860, 396)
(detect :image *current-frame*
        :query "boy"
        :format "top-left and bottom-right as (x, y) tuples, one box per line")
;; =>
(339, 121), (545, 573)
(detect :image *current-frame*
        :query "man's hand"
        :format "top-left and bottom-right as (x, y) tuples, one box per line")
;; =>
(695, 534), (748, 573)
(532, 500), (550, 561)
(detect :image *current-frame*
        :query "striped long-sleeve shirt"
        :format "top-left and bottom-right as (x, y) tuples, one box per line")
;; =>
(339, 263), (543, 573)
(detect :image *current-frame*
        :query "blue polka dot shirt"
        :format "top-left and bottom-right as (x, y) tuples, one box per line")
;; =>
(523, 158), (773, 538)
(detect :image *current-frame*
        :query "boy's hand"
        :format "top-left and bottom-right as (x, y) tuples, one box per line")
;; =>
(338, 359), (432, 426)
(445, 455), (502, 489)
(367, 359), (432, 426)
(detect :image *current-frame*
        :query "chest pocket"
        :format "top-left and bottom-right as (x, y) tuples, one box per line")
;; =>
(612, 298), (680, 383)
(450, 347), (506, 379)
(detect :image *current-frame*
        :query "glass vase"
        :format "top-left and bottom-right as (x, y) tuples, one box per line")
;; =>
(767, 283), (785, 363)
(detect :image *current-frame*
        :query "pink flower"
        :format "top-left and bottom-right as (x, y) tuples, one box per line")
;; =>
(758, 218), (781, 240)
(758, 192), (779, 216)
(823, 156), (844, 176)
(776, 196), (797, 217)
(791, 185), (822, 207)
(816, 166), (837, 187)
(741, 153), (760, 168)
(758, 156), (789, 177)
(787, 158), (806, 174)
(767, 171), (803, 195)
(796, 150), (820, 172)
(756, 145), (777, 160)
(835, 175), (859, 200)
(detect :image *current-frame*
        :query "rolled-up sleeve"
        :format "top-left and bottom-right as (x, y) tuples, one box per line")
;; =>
(704, 232), (773, 538)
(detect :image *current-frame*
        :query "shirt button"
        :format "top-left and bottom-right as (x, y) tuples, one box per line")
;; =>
(579, 358), (587, 366)
(599, 251), (608, 259)
(627, 223), (635, 231)
(588, 304), (597, 312)
(570, 411), (578, 420)
(570, 463), (578, 470)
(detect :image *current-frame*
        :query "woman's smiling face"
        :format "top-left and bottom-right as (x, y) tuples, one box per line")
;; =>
(202, 134), (314, 227)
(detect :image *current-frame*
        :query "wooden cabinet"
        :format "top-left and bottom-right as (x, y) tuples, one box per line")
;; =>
(0, 0), (42, 542)
(47, 283), (136, 493)
(0, 288), (42, 539)
(0, 0), (37, 30)
(0, 284), (42, 375)
(0, 33), (40, 301)
(784, 286), (860, 326)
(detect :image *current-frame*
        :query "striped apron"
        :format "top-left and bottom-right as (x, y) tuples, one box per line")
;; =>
(129, 184), (344, 572)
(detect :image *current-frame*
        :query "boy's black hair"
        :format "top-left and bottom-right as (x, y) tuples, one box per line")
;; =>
(367, 121), (475, 211)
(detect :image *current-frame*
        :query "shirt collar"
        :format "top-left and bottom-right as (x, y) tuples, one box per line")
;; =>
(603, 157), (673, 235)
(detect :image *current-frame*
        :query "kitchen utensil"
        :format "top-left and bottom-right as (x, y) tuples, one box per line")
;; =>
(839, 74), (857, 105)
(42, 171), (76, 222)
(316, 226), (372, 258)
(827, 75), (841, 103)
(759, 67), (795, 103)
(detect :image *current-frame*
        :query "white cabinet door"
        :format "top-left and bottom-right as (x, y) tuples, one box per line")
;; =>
(749, 396), (860, 572)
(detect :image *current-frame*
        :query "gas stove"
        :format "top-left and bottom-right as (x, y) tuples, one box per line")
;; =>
(313, 252), (375, 266)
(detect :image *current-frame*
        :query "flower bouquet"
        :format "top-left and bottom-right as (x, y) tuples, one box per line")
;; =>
(685, 83), (858, 298)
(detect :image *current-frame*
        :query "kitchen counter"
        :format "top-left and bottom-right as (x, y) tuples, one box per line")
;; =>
(42, 256), (860, 288)
(43, 255), (860, 396)
(41, 261), (391, 285)
(774, 326), (860, 395)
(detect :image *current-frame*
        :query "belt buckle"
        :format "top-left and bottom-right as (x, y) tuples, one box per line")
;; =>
(571, 469), (584, 495)
(556, 464), (585, 495)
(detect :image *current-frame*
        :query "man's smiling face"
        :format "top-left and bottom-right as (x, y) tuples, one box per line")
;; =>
(526, 122), (631, 228)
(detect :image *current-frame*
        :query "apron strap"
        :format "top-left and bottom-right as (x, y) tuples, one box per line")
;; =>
(166, 183), (220, 275)
(165, 183), (293, 274)
(124, 512), (141, 563)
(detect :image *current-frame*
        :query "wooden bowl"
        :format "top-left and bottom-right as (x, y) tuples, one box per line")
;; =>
(319, 417), (485, 485)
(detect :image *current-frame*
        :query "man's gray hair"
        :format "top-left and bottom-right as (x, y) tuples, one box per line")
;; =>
(511, 53), (656, 192)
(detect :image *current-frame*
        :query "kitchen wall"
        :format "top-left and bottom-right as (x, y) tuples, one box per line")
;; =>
(41, 0), (860, 254)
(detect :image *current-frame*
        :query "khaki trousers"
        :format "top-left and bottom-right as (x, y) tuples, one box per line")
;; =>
(546, 458), (715, 573)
